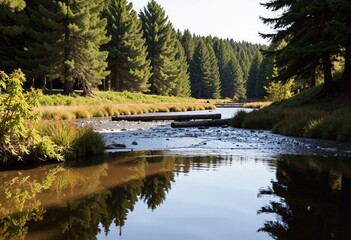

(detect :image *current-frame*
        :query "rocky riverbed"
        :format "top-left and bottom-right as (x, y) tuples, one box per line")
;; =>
(76, 108), (351, 157)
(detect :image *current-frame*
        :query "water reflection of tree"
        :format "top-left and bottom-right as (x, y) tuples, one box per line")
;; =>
(32, 162), (110, 240)
(1, 152), (238, 239)
(0, 166), (64, 240)
(258, 156), (351, 240)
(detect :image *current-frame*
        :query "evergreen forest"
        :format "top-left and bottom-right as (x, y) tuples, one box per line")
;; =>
(1, 0), (351, 100)
(0, 0), (265, 99)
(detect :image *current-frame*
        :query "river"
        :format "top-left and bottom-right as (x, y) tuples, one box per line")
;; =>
(1, 108), (351, 239)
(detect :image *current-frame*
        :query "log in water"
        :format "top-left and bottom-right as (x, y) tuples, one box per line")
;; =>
(111, 113), (222, 121)
(171, 118), (230, 128)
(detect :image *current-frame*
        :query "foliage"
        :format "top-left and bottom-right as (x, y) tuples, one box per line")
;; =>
(246, 51), (263, 98)
(0, 0), (26, 11)
(260, 0), (347, 96)
(39, 121), (105, 159)
(103, 0), (151, 92)
(189, 39), (220, 99)
(139, 0), (184, 96)
(0, 166), (63, 240)
(0, 70), (63, 163)
(264, 79), (294, 102)
(231, 102), (351, 142)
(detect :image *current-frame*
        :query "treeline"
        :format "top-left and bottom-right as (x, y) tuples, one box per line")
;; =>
(0, 0), (264, 99)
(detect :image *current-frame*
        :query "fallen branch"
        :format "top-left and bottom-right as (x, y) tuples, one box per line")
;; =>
(112, 113), (221, 121)
(171, 118), (230, 128)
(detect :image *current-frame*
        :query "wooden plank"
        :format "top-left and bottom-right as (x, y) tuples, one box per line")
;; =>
(171, 118), (230, 128)
(111, 113), (222, 121)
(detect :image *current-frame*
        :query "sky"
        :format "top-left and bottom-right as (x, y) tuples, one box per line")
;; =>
(130, 0), (277, 44)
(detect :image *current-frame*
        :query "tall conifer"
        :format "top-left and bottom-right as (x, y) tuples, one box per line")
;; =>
(247, 51), (262, 99)
(171, 39), (191, 97)
(181, 29), (195, 64)
(139, 0), (179, 95)
(190, 39), (218, 99)
(0, 3), (27, 73)
(205, 40), (221, 99)
(103, 0), (151, 92)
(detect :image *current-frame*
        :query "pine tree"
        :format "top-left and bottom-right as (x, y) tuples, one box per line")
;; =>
(247, 51), (262, 99)
(16, 0), (59, 89)
(238, 48), (251, 81)
(34, 0), (109, 95)
(190, 39), (217, 99)
(255, 55), (273, 99)
(103, 0), (151, 92)
(327, 0), (351, 76)
(0, 3), (27, 73)
(139, 0), (178, 95)
(213, 38), (235, 98)
(222, 55), (246, 99)
(205, 40), (221, 99)
(261, 0), (339, 97)
(170, 39), (191, 97)
(181, 29), (195, 64)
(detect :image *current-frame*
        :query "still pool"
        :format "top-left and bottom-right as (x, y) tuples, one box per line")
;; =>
(1, 151), (351, 239)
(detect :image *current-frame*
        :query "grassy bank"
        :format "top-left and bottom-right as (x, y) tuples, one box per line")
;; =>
(231, 77), (351, 142)
(36, 91), (215, 120)
(35, 121), (105, 160)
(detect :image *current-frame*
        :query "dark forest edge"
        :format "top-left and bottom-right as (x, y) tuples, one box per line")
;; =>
(231, 75), (351, 142)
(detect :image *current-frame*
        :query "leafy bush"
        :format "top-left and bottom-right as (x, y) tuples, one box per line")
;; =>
(264, 79), (294, 102)
(0, 70), (63, 164)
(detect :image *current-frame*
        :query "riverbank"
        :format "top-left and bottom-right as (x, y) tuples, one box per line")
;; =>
(231, 77), (351, 142)
(35, 91), (216, 120)
(79, 108), (351, 158)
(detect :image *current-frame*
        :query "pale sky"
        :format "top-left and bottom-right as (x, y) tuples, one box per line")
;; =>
(130, 0), (277, 44)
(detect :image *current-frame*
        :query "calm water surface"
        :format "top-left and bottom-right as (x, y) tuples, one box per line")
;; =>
(1, 151), (351, 240)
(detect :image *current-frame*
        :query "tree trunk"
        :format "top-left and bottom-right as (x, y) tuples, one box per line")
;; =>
(112, 113), (222, 121)
(171, 118), (230, 128)
(63, 5), (73, 95)
(46, 78), (53, 92)
(39, 75), (46, 89)
(64, 80), (74, 95)
(315, 54), (337, 98)
(82, 83), (94, 97)
(150, 75), (155, 94)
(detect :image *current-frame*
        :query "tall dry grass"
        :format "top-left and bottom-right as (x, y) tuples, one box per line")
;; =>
(231, 106), (351, 142)
(36, 103), (215, 120)
(36, 120), (105, 159)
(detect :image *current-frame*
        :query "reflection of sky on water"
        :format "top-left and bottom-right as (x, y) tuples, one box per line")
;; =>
(97, 155), (276, 240)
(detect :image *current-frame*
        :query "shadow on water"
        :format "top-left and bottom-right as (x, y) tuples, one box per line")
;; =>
(1, 151), (351, 239)
(258, 155), (351, 240)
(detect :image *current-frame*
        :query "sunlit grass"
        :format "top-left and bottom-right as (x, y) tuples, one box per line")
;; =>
(36, 103), (215, 120)
(39, 91), (198, 106)
(231, 106), (351, 142)
(243, 101), (272, 109)
(36, 120), (105, 159)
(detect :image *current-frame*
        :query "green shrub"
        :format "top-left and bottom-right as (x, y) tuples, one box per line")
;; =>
(264, 79), (294, 102)
(230, 110), (248, 127)
(0, 70), (63, 164)
(75, 128), (105, 157)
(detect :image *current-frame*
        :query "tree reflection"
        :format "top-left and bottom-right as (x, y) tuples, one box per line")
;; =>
(0, 166), (64, 240)
(258, 156), (351, 240)
(1, 152), (235, 239)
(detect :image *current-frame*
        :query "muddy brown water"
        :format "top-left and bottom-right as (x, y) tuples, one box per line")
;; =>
(1, 108), (351, 239)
